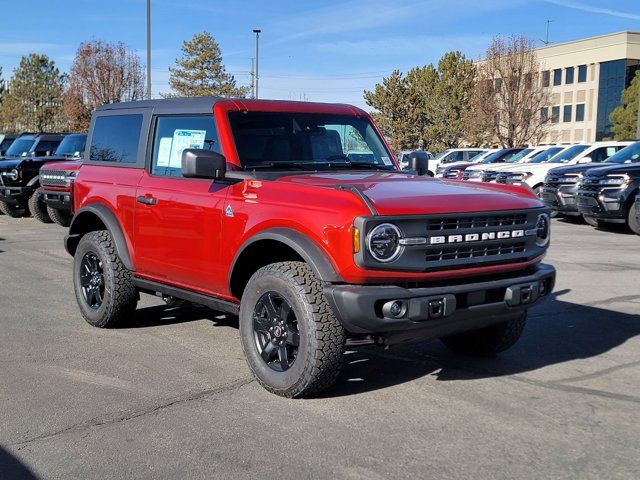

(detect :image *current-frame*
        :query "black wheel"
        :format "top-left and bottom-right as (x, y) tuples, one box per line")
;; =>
(0, 200), (26, 218)
(441, 312), (527, 356)
(239, 261), (346, 398)
(73, 230), (138, 328)
(628, 205), (640, 236)
(47, 206), (72, 227)
(28, 189), (52, 223)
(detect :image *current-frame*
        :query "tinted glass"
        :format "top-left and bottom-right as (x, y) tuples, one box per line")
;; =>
(551, 106), (560, 123)
(444, 151), (464, 163)
(228, 112), (393, 170)
(606, 142), (640, 164)
(549, 144), (589, 163)
(151, 115), (221, 177)
(504, 148), (533, 163)
(590, 146), (620, 163)
(55, 134), (87, 157)
(480, 149), (511, 164)
(0, 138), (14, 154)
(553, 69), (562, 86)
(576, 104), (585, 121)
(32, 140), (61, 155)
(5, 139), (35, 157)
(90, 114), (143, 163)
(595, 60), (638, 140)
(563, 105), (572, 122)
(578, 65), (587, 82)
(528, 147), (564, 163)
(565, 67), (574, 84)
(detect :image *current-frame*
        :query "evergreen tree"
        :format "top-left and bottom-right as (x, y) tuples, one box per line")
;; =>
(610, 70), (640, 141)
(164, 32), (248, 98)
(0, 54), (66, 132)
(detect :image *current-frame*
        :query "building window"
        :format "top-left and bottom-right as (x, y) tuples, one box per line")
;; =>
(553, 69), (562, 86)
(542, 70), (550, 87)
(563, 105), (572, 122)
(578, 65), (587, 82)
(595, 60), (638, 140)
(551, 106), (560, 123)
(565, 67), (574, 84)
(540, 107), (549, 123)
(576, 104), (585, 122)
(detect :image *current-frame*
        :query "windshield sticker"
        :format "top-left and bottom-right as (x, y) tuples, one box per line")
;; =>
(156, 137), (173, 167)
(381, 156), (392, 166)
(169, 129), (206, 168)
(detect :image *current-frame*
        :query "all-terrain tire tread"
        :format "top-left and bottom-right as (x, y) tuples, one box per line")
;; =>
(47, 206), (72, 227)
(0, 200), (25, 218)
(28, 190), (53, 223)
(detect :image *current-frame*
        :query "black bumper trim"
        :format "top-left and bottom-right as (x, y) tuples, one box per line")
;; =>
(42, 189), (72, 211)
(324, 264), (555, 343)
(0, 185), (30, 203)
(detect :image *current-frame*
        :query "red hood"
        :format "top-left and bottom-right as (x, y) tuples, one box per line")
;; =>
(41, 159), (82, 172)
(276, 172), (541, 215)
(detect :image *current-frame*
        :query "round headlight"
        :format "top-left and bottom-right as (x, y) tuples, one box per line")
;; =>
(367, 223), (402, 262)
(8, 169), (19, 181)
(535, 213), (550, 247)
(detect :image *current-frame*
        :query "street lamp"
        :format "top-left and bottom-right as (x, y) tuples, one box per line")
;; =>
(253, 29), (261, 99)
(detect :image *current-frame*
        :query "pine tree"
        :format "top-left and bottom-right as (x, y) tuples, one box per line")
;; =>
(0, 54), (66, 132)
(610, 70), (640, 141)
(164, 32), (248, 98)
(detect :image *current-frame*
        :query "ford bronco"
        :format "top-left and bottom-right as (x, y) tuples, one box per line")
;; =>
(65, 98), (555, 397)
(39, 158), (82, 226)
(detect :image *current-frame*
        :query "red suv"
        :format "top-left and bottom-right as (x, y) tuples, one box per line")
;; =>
(65, 98), (555, 397)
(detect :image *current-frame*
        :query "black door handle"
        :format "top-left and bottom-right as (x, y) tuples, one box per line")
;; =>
(136, 195), (157, 205)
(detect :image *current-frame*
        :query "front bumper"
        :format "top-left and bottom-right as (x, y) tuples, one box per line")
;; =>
(324, 264), (555, 345)
(576, 188), (629, 222)
(42, 188), (72, 211)
(0, 185), (30, 204)
(540, 185), (580, 215)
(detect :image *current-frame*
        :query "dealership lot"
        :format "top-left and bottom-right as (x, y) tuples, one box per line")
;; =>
(1, 215), (639, 479)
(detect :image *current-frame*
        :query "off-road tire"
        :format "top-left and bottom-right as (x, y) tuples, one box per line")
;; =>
(583, 215), (604, 228)
(628, 204), (640, 235)
(47, 206), (72, 227)
(73, 230), (138, 328)
(0, 200), (26, 218)
(28, 189), (52, 223)
(239, 261), (346, 398)
(441, 312), (527, 356)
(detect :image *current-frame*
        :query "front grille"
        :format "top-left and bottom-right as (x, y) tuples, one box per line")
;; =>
(427, 213), (527, 231)
(482, 171), (499, 182)
(495, 174), (508, 184)
(579, 177), (600, 192)
(545, 174), (580, 188)
(462, 171), (481, 180)
(40, 170), (69, 187)
(426, 241), (526, 262)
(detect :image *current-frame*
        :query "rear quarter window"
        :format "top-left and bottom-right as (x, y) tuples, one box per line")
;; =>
(90, 114), (143, 164)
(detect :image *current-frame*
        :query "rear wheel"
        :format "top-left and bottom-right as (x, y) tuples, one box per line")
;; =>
(28, 189), (52, 223)
(47, 206), (72, 227)
(441, 312), (527, 356)
(73, 230), (138, 328)
(628, 205), (640, 235)
(0, 200), (26, 218)
(239, 261), (346, 398)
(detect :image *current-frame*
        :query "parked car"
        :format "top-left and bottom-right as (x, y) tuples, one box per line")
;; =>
(494, 141), (632, 197)
(0, 133), (85, 219)
(442, 148), (524, 180)
(0, 133), (18, 156)
(0, 132), (64, 161)
(479, 146), (568, 183)
(635, 194), (640, 230)
(435, 149), (498, 177)
(63, 97), (555, 398)
(576, 141), (640, 233)
(39, 159), (82, 226)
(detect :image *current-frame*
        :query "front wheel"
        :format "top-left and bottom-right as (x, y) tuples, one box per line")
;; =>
(239, 261), (346, 398)
(47, 206), (72, 227)
(73, 230), (138, 328)
(0, 200), (26, 218)
(628, 205), (640, 236)
(440, 312), (527, 356)
(28, 189), (52, 223)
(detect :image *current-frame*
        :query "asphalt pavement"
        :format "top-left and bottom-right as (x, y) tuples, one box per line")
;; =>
(1, 214), (639, 480)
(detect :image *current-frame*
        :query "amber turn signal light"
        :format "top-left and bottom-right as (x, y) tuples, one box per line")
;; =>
(353, 227), (361, 253)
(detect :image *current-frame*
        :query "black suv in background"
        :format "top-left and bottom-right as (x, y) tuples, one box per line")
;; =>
(0, 134), (18, 156)
(575, 141), (640, 234)
(0, 133), (85, 219)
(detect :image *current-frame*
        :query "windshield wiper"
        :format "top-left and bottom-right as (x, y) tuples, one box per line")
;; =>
(315, 161), (395, 171)
(245, 162), (316, 171)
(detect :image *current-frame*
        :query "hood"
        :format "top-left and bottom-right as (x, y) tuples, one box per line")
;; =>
(41, 159), (82, 172)
(276, 172), (541, 215)
(466, 161), (518, 172)
(493, 162), (566, 174)
(585, 163), (640, 177)
(546, 163), (613, 176)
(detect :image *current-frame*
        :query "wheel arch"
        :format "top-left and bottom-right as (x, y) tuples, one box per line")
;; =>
(229, 228), (342, 300)
(65, 204), (134, 271)
(26, 175), (40, 188)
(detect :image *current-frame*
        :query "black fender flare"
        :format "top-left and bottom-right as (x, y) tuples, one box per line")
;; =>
(27, 175), (40, 187)
(229, 227), (342, 289)
(65, 204), (134, 271)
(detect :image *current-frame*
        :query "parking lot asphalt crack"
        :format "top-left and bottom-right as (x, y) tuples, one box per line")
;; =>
(8, 377), (254, 449)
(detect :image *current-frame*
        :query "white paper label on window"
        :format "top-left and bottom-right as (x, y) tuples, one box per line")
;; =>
(156, 137), (173, 167)
(381, 156), (392, 166)
(169, 129), (206, 168)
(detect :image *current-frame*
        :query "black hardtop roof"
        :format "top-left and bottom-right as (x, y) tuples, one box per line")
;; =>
(17, 132), (72, 140)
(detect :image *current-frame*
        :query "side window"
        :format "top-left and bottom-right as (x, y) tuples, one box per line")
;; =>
(589, 147), (616, 163)
(151, 115), (221, 178)
(446, 151), (463, 163)
(33, 140), (60, 156)
(90, 114), (143, 163)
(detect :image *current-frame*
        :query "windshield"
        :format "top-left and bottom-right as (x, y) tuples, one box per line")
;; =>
(525, 146), (564, 163)
(55, 134), (87, 157)
(228, 112), (395, 170)
(0, 138), (14, 153)
(547, 144), (589, 163)
(469, 151), (490, 162)
(5, 139), (35, 157)
(605, 142), (640, 164)
(503, 148), (534, 163)
(433, 150), (450, 161)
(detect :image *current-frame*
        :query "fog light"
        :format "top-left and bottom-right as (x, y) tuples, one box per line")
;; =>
(382, 300), (407, 319)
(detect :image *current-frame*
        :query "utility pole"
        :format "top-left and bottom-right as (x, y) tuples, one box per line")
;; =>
(542, 20), (553, 46)
(253, 29), (261, 99)
(250, 58), (255, 99)
(146, 0), (151, 99)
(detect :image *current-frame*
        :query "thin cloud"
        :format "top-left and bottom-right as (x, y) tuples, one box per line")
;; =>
(543, 0), (640, 20)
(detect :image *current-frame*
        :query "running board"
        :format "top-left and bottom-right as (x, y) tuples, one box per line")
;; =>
(133, 277), (240, 316)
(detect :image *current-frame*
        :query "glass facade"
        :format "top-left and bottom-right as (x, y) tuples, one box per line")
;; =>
(596, 59), (639, 140)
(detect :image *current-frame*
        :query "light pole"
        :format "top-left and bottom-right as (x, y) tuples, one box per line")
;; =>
(253, 29), (261, 99)
(146, 0), (151, 99)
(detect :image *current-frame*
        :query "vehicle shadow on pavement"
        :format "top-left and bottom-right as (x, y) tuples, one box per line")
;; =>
(0, 446), (39, 480)
(118, 303), (239, 330)
(326, 292), (640, 397)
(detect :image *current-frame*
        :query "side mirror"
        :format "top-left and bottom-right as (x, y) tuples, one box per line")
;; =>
(182, 149), (226, 180)
(406, 151), (431, 176)
(577, 156), (592, 164)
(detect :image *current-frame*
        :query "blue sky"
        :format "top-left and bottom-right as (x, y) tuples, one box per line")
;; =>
(1, 0), (639, 108)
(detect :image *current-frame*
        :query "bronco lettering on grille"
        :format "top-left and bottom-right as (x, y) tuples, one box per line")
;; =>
(428, 229), (525, 245)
